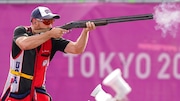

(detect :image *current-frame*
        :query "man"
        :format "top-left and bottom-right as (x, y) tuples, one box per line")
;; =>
(1, 6), (96, 101)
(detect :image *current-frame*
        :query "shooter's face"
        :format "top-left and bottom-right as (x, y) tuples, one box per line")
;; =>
(33, 18), (54, 29)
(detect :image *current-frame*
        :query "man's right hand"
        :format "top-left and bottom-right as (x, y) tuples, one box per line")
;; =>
(48, 27), (69, 39)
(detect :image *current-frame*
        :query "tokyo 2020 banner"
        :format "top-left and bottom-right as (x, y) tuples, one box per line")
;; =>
(0, 3), (180, 101)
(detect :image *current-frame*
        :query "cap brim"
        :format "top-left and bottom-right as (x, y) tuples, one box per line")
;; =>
(41, 13), (60, 19)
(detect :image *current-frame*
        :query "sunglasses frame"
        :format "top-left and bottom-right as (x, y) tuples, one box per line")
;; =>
(36, 18), (55, 25)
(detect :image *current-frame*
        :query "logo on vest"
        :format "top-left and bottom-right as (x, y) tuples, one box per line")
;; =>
(42, 59), (48, 67)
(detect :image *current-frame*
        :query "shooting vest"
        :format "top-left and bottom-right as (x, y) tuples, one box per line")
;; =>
(30, 39), (52, 100)
(32, 39), (52, 87)
(1, 26), (52, 100)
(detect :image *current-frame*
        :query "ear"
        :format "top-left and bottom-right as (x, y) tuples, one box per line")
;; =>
(31, 18), (36, 25)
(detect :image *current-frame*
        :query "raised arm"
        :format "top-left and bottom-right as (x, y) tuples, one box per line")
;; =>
(64, 21), (96, 54)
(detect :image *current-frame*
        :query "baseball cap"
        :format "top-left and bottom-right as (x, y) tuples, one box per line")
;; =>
(31, 6), (60, 19)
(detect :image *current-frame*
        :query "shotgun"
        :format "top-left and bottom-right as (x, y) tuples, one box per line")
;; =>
(59, 13), (153, 30)
(34, 13), (153, 33)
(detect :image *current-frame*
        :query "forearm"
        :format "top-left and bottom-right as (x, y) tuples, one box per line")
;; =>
(74, 29), (89, 53)
(16, 31), (51, 50)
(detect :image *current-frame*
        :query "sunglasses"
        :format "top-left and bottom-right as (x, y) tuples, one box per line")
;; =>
(36, 19), (55, 25)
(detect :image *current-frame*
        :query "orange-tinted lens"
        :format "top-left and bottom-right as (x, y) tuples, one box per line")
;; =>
(42, 19), (54, 25)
